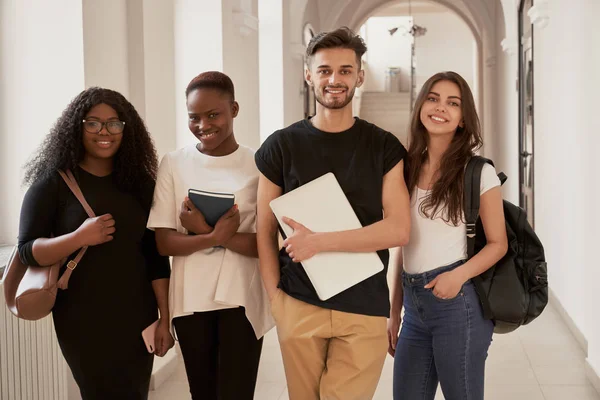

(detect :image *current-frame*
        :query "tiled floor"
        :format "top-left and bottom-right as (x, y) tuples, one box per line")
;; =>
(149, 303), (600, 399)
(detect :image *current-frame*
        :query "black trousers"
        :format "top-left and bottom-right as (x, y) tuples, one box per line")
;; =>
(173, 307), (263, 400)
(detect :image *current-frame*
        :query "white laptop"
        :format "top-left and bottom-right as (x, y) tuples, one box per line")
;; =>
(269, 173), (384, 300)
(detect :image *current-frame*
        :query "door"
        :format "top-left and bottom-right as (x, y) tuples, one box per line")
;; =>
(303, 23), (316, 118)
(519, 0), (535, 227)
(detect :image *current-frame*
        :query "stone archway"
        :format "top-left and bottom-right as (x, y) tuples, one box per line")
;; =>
(347, 0), (484, 123)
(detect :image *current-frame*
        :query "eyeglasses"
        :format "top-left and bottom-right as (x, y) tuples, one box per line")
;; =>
(82, 119), (126, 135)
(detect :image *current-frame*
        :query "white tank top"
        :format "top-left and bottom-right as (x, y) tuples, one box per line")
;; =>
(402, 163), (501, 274)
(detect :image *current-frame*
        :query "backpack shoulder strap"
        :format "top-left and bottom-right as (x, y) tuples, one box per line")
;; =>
(465, 156), (495, 320)
(464, 156), (494, 258)
(464, 156), (501, 321)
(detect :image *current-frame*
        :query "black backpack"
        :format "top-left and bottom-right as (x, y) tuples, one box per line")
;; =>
(464, 156), (548, 334)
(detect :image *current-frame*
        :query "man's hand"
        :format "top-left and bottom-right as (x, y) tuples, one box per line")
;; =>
(282, 217), (320, 262)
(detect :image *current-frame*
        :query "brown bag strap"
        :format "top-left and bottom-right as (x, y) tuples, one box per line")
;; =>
(59, 170), (96, 218)
(56, 169), (95, 289)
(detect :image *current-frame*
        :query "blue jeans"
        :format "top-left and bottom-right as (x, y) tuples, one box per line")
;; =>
(393, 261), (494, 400)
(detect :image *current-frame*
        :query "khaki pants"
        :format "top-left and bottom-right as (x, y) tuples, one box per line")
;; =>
(271, 290), (388, 400)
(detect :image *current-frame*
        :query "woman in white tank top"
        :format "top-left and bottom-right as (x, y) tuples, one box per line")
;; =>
(388, 72), (508, 400)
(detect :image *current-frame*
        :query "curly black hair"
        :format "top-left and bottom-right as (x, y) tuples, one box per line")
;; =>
(23, 87), (158, 210)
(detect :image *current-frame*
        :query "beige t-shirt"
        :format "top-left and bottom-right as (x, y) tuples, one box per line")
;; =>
(402, 163), (501, 274)
(147, 144), (274, 338)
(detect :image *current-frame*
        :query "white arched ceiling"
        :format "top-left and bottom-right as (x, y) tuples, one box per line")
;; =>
(349, 0), (485, 113)
(321, 0), (492, 37)
(321, 0), (500, 76)
(348, 0), (482, 47)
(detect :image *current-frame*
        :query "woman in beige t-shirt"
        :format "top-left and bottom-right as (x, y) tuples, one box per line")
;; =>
(148, 71), (273, 400)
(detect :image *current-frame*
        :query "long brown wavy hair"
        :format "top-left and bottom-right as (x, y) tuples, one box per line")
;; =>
(405, 71), (483, 225)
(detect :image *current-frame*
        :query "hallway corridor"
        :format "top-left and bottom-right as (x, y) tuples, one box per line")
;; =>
(2, 1), (600, 399)
(149, 302), (600, 400)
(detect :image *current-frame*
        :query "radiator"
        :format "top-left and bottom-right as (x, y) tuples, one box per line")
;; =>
(0, 280), (69, 400)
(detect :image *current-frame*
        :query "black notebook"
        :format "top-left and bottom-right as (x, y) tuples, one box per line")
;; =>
(188, 189), (235, 228)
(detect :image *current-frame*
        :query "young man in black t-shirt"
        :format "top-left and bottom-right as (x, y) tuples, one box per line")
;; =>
(255, 27), (411, 400)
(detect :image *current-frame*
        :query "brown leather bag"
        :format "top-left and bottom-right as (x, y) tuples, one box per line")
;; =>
(2, 170), (96, 320)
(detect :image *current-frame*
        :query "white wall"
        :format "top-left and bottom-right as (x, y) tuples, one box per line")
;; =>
(362, 16), (412, 93)
(259, 0), (286, 142)
(82, 0), (130, 96)
(580, 0), (600, 378)
(268, 0), (319, 131)
(1, 2), (186, 394)
(283, 0), (310, 128)
(173, 0), (224, 149)
(519, 0), (600, 378)
(283, 51), (306, 127)
(492, 4), (519, 204)
(0, 0), (86, 245)
(83, 0), (177, 159)
(223, 0), (261, 150)
(532, 0), (588, 343)
(174, 0), (260, 150)
(435, 0), (600, 382)
(0, 0), (259, 247)
(301, 0), (320, 34)
(0, 0), (179, 247)
(495, 4), (600, 379)
(413, 10), (476, 98)
(138, 0), (177, 159)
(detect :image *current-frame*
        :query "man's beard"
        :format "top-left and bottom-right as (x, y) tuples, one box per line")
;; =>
(314, 85), (356, 110)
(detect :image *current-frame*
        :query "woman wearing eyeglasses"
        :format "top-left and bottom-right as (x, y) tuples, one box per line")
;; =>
(17, 87), (173, 400)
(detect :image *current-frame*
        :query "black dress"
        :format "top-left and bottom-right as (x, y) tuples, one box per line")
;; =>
(18, 168), (170, 400)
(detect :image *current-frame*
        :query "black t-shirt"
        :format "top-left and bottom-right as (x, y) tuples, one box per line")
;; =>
(255, 117), (407, 317)
(17, 168), (170, 362)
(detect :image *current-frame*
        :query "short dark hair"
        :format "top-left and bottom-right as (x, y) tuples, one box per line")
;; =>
(305, 27), (367, 68)
(185, 71), (235, 101)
